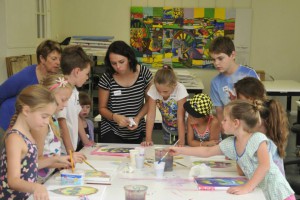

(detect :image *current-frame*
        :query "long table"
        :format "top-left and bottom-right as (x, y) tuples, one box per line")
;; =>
(263, 80), (300, 112)
(39, 144), (266, 200)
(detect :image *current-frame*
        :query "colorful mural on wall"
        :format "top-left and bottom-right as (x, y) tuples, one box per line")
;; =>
(130, 7), (236, 69)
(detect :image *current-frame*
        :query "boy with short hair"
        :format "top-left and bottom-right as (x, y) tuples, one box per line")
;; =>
(57, 45), (94, 154)
(209, 36), (259, 122)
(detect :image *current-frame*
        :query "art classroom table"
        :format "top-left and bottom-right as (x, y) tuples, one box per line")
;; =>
(40, 143), (266, 200)
(262, 80), (300, 112)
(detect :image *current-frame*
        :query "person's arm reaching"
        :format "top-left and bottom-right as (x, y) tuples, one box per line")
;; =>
(177, 97), (187, 146)
(58, 118), (74, 153)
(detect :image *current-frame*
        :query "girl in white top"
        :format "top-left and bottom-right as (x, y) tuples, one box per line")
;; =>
(170, 100), (295, 200)
(141, 65), (188, 146)
(32, 74), (86, 183)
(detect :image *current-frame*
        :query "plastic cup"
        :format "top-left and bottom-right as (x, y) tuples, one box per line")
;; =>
(135, 155), (145, 169)
(130, 149), (139, 167)
(155, 147), (173, 171)
(135, 147), (145, 156)
(124, 185), (148, 200)
(154, 161), (165, 177)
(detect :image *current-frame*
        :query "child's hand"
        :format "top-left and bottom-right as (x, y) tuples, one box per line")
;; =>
(55, 155), (71, 168)
(227, 185), (252, 195)
(205, 140), (220, 147)
(168, 147), (182, 156)
(177, 141), (185, 147)
(33, 184), (49, 200)
(73, 152), (87, 163)
(141, 140), (153, 147)
(84, 140), (95, 147)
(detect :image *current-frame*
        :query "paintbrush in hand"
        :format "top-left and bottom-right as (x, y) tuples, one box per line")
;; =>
(158, 139), (180, 164)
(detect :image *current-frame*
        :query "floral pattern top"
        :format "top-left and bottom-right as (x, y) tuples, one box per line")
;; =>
(0, 129), (38, 199)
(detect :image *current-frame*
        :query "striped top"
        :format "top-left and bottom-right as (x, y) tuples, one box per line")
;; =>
(98, 65), (152, 140)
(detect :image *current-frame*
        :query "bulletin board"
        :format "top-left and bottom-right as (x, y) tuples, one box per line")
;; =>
(130, 7), (252, 69)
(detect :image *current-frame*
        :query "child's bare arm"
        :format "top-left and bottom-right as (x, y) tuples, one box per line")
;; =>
(169, 145), (222, 157)
(58, 118), (74, 153)
(78, 116), (94, 146)
(209, 116), (222, 141)
(141, 97), (156, 146)
(227, 141), (270, 195)
(215, 106), (224, 125)
(6, 134), (49, 199)
(177, 97), (187, 146)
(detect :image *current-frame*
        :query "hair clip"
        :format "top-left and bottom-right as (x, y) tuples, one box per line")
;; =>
(162, 64), (171, 69)
(49, 77), (68, 91)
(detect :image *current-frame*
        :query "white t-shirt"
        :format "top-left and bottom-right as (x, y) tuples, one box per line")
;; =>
(148, 82), (188, 131)
(56, 88), (81, 154)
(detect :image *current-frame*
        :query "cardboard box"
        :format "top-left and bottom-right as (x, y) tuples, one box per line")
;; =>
(255, 70), (265, 81)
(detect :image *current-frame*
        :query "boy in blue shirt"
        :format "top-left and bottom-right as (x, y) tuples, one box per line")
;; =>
(209, 36), (259, 123)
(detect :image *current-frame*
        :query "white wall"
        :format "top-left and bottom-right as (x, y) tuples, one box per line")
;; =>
(0, 0), (7, 83)
(2, 0), (300, 111)
(0, 0), (40, 84)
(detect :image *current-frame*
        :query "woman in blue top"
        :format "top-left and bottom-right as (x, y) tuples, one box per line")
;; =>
(0, 39), (61, 131)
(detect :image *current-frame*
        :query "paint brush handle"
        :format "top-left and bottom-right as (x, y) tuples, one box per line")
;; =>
(69, 150), (74, 173)
(83, 160), (98, 171)
(158, 139), (180, 164)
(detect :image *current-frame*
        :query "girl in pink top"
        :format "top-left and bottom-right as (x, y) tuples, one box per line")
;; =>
(184, 93), (221, 147)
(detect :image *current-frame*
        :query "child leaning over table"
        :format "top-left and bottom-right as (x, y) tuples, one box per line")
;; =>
(170, 100), (295, 200)
(141, 65), (188, 146)
(0, 85), (57, 199)
(234, 77), (289, 176)
(33, 74), (86, 184)
(57, 45), (94, 155)
(183, 93), (221, 147)
(77, 91), (95, 151)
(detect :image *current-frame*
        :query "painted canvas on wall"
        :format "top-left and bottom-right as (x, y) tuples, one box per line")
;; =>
(130, 7), (236, 69)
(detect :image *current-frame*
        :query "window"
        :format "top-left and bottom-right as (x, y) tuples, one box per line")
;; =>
(36, 0), (48, 38)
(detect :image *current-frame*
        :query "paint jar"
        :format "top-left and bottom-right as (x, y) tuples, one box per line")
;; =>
(124, 185), (148, 200)
(154, 147), (173, 171)
(60, 169), (84, 185)
(129, 149), (139, 167)
(154, 161), (165, 178)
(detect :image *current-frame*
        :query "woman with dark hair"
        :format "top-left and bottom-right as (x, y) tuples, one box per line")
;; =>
(0, 39), (62, 131)
(98, 41), (153, 144)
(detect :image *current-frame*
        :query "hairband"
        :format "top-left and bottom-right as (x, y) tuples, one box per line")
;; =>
(49, 77), (68, 91)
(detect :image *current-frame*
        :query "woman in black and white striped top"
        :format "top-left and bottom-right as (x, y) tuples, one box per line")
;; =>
(98, 41), (153, 143)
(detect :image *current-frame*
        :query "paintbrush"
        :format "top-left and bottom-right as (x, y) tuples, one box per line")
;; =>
(83, 160), (98, 172)
(69, 150), (75, 173)
(158, 139), (180, 164)
(174, 161), (188, 168)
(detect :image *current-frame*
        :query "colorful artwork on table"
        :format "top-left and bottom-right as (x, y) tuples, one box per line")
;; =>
(91, 147), (134, 156)
(48, 185), (107, 200)
(50, 186), (98, 196)
(194, 177), (248, 190)
(130, 7), (236, 68)
(193, 160), (233, 168)
(84, 170), (111, 184)
(192, 160), (236, 172)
